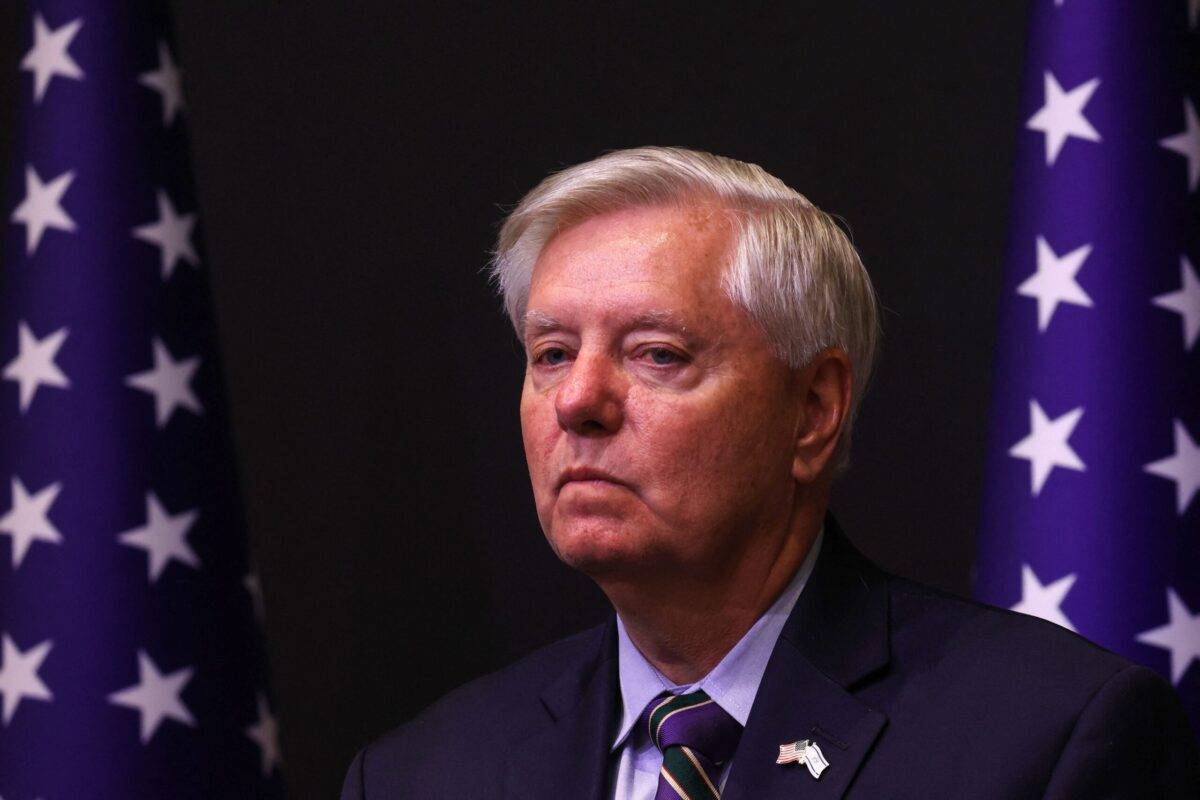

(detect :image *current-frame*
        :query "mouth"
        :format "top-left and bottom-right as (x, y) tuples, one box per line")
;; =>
(556, 467), (630, 491)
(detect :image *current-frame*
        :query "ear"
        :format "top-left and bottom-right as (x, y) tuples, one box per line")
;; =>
(791, 348), (853, 484)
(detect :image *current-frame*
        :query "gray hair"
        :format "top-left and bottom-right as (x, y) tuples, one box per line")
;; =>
(489, 146), (881, 472)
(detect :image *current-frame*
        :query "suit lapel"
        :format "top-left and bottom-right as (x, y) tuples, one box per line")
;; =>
(721, 642), (887, 799)
(723, 515), (891, 799)
(505, 618), (620, 800)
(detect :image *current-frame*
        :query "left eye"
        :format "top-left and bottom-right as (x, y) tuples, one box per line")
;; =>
(644, 348), (680, 366)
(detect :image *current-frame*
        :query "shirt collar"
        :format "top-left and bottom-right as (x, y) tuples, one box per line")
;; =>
(610, 527), (825, 751)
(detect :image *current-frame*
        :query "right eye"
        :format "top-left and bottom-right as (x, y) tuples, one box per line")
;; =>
(536, 347), (569, 366)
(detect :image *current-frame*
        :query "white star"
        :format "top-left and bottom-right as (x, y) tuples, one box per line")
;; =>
(1009, 400), (1086, 496)
(1011, 564), (1077, 632)
(0, 477), (63, 569)
(124, 338), (203, 427)
(20, 13), (83, 104)
(1017, 237), (1093, 332)
(138, 41), (185, 127)
(1137, 588), (1200, 685)
(1160, 99), (1200, 192)
(3, 322), (69, 413)
(1143, 419), (1200, 515)
(118, 493), (200, 583)
(245, 572), (266, 624)
(1026, 71), (1102, 166)
(246, 693), (282, 776)
(1152, 256), (1200, 351)
(0, 634), (53, 725)
(131, 190), (199, 280)
(108, 650), (195, 743)
(10, 165), (76, 257)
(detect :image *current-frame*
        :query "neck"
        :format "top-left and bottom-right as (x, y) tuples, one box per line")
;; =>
(601, 500), (825, 686)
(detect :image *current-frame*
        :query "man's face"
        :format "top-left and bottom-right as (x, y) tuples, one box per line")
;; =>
(520, 202), (804, 582)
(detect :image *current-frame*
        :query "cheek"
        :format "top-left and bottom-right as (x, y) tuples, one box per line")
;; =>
(519, 378), (549, 443)
(630, 386), (789, 515)
(519, 384), (560, 498)
(625, 393), (718, 494)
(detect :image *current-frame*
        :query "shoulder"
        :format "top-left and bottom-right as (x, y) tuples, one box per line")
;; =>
(341, 622), (607, 798)
(882, 573), (1134, 708)
(885, 573), (1130, 685)
(859, 574), (1198, 791)
(1040, 658), (1200, 794)
(878, 574), (1191, 747)
(389, 621), (604, 738)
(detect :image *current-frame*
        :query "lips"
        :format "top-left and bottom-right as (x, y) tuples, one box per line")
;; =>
(556, 466), (629, 491)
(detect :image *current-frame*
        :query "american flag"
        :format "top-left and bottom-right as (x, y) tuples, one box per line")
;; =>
(0, 2), (283, 797)
(775, 739), (829, 779)
(775, 739), (808, 765)
(975, 1), (1200, 734)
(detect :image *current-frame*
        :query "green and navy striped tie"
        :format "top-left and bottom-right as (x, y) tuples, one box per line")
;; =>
(640, 690), (743, 800)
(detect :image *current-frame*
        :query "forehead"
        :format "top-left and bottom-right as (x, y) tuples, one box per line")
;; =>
(526, 203), (735, 328)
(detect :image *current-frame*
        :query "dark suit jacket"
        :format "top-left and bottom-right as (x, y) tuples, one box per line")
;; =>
(341, 517), (1200, 798)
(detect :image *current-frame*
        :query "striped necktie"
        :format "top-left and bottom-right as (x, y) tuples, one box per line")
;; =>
(640, 690), (743, 800)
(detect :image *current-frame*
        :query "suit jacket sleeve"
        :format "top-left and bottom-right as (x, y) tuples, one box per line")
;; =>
(1042, 664), (1199, 799)
(340, 747), (366, 800)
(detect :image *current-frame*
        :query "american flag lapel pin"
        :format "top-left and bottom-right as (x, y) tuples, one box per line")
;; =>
(776, 738), (830, 779)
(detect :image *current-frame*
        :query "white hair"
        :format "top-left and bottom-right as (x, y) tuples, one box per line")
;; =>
(489, 146), (881, 472)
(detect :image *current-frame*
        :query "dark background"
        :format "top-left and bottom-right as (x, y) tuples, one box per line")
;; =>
(0, 3), (1029, 798)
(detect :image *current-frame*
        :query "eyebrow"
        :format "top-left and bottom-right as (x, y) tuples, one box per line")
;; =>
(522, 310), (563, 338)
(522, 308), (691, 341)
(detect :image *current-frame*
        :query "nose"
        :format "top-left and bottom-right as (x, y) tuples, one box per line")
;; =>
(554, 350), (624, 436)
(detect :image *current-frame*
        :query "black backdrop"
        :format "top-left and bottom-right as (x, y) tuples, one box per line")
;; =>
(0, 3), (1030, 797)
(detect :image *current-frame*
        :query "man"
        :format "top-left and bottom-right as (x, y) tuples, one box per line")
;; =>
(341, 147), (1199, 798)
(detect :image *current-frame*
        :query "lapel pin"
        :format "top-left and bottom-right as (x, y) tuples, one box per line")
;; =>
(776, 738), (830, 779)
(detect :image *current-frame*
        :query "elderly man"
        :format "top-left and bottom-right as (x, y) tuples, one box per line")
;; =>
(341, 147), (1198, 799)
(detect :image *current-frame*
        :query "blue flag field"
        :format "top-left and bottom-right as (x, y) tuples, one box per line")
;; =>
(976, 2), (1200, 735)
(0, 2), (282, 797)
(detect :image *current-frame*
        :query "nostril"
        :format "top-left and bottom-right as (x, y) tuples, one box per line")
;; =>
(580, 419), (606, 434)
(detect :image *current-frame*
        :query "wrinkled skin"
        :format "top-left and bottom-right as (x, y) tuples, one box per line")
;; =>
(521, 203), (803, 579)
(518, 202), (848, 682)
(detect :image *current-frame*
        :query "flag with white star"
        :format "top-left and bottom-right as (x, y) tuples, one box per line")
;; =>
(0, 3), (283, 797)
(975, 1), (1200, 735)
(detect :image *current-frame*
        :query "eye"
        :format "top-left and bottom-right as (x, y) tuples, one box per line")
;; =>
(537, 347), (569, 366)
(644, 347), (683, 366)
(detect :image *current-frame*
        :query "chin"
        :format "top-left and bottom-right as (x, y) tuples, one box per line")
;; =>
(543, 516), (657, 579)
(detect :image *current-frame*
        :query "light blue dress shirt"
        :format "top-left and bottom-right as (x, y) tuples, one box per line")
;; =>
(607, 528), (824, 799)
